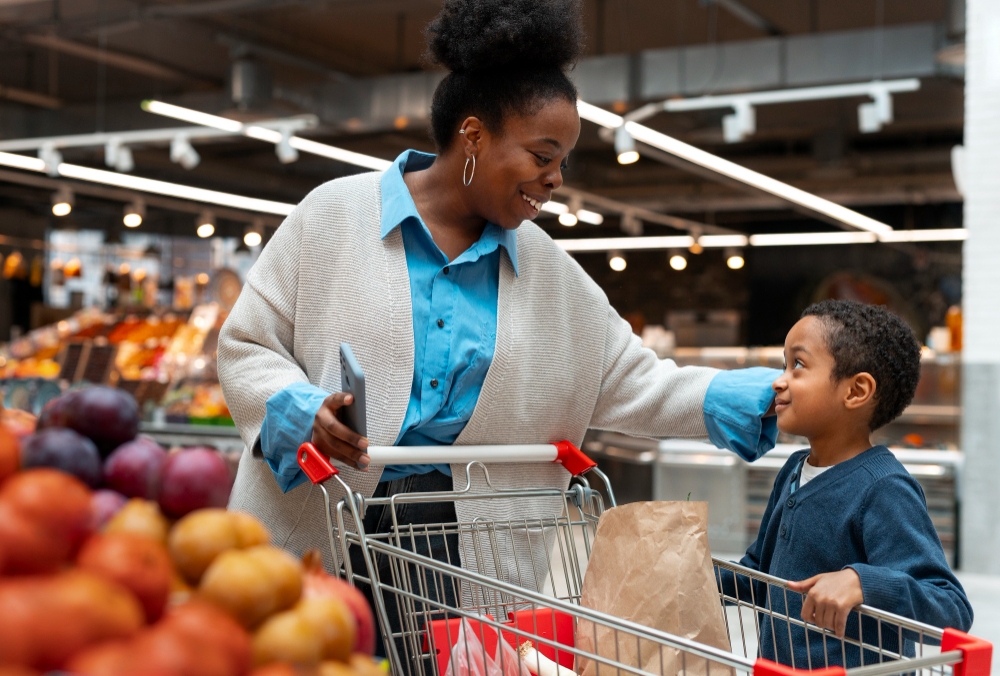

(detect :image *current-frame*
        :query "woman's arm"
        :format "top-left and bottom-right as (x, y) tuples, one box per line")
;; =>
(588, 306), (778, 460)
(218, 202), (312, 457)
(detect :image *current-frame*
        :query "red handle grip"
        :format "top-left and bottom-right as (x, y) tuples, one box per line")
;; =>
(554, 440), (598, 476)
(297, 442), (339, 484)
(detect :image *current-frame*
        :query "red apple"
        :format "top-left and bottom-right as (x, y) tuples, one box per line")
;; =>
(157, 448), (234, 518)
(104, 437), (168, 499)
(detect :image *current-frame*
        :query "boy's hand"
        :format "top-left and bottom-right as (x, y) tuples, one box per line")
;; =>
(788, 569), (865, 638)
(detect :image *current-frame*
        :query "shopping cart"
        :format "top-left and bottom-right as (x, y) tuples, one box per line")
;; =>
(295, 441), (991, 676)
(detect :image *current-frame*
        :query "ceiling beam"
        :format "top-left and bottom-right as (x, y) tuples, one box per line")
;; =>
(0, 82), (61, 108)
(19, 33), (218, 88)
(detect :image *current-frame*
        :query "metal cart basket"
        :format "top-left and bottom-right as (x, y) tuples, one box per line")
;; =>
(295, 442), (991, 676)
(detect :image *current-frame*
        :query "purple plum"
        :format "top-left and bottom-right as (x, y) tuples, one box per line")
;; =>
(60, 386), (140, 457)
(21, 427), (103, 488)
(103, 436), (168, 499)
(158, 447), (234, 518)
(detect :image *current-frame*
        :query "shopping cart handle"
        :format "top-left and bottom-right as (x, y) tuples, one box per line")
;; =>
(298, 442), (340, 484)
(297, 441), (597, 479)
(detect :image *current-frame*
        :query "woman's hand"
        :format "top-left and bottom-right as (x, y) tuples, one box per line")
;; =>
(311, 392), (371, 470)
(788, 569), (865, 638)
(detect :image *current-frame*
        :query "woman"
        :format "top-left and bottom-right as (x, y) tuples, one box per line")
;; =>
(218, 0), (776, 643)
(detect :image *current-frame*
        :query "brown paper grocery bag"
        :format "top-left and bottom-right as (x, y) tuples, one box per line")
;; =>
(576, 502), (731, 676)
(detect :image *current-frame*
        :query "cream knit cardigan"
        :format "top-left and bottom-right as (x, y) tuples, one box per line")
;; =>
(218, 170), (719, 585)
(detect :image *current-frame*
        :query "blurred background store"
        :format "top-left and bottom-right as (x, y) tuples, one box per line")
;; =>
(0, 0), (998, 658)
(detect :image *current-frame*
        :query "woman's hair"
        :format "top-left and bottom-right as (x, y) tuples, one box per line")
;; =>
(425, 0), (584, 150)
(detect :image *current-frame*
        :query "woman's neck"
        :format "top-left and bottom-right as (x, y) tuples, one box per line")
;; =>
(403, 154), (488, 261)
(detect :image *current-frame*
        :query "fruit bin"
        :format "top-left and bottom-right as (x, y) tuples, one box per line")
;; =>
(296, 442), (993, 676)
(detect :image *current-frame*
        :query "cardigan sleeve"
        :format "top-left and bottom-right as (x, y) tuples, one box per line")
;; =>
(588, 305), (777, 462)
(217, 198), (313, 457)
(847, 474), (973, 632)
(588, 306), (717, 439)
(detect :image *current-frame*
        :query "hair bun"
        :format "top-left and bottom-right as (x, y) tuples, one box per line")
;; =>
(427, 0), (584, 73)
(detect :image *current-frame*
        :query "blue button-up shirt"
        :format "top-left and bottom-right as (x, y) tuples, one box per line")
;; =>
(259, 150), (778, 493)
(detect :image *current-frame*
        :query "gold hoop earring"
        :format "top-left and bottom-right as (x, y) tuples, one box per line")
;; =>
(463, 156), (476, 187)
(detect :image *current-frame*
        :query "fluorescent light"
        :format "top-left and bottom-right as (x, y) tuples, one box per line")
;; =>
(749, 232), (878, 246)
(555, 236), (694, 252)
(287, 137), (392, 171)
(56, 163), (294, 215)
(143, 100), (393, 172)
(245, 126), (283, 143)
(541, 201), (568, 215)
(576, 209), (604, 225)
(577, 101), (625, 129)
(624, 122), (893, 235)
(699, 234), (749, 248)
(142, 100), (243, 132)
(879, 229), (969, 242)
(0, 151), (46, 172)
(576, 100), (894, 236)
(669, 254), (688, 271)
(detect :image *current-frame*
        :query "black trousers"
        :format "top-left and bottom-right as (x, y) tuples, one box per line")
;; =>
(349, 471), (461, 661)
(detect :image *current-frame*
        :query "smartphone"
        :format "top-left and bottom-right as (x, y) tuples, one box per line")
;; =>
(339, 342), (368, 438)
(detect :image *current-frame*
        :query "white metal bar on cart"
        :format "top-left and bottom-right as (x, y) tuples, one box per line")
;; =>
(364, 444), (559, 466)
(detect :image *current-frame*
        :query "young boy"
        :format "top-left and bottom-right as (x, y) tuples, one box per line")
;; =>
(731, 300), (972, 668)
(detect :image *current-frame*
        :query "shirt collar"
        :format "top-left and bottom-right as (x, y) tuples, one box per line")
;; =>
(379, 149), (518, 275)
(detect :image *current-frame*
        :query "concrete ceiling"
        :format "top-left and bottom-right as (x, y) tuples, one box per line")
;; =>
(0, 0), (966, 240)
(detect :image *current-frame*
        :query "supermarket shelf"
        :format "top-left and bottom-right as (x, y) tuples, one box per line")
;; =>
(139, 422), (244, 453)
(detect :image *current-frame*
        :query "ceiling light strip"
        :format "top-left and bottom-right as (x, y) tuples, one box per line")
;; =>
(555, 236), (695, 252)
(56, 164), (295, 215)
(144, 100), (392, 171)
(879, 229), (969, 242)
(749, 232), (878, 246)
(577, 101), (894, 236)
(0, 151), (295, 215)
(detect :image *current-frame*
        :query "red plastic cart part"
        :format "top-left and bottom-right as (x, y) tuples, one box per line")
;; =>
(942, 628), (993, 676)
(424, 608), (576, 676)
(553, 440), (598, 476)
(753, 659), (846, 676)
(501, 608), (576, 669)
(424, 615), (500, 675)
(298, 442), (339, 484)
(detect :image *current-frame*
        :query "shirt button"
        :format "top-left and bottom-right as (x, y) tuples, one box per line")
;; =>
(780, 524), (787, 537)
(430, 378), (439, 388)
(443, 266), (450, 275)
(437, 319), (445, 328)
(786, 497), (795, 508)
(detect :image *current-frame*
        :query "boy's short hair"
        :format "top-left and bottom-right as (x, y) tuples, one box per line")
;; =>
(801, 300), (921, 431)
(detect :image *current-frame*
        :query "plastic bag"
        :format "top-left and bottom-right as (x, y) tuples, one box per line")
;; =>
(444, 619), (531, 676)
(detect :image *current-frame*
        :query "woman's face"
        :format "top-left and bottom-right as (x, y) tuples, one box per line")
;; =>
(460, 98), (581, 230)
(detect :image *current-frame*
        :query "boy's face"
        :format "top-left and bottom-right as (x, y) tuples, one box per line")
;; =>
(772, 316), (845, 438)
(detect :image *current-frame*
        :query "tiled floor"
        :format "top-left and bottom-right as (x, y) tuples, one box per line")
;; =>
(957, 573), (1000, 672)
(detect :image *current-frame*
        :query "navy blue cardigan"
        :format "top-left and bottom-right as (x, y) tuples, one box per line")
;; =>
(721, 446), (972, 668)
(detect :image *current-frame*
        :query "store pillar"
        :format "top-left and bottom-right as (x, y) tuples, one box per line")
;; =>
(960, 0), (1000, 573)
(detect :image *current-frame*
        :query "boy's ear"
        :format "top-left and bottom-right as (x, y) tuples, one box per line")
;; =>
(844, 372), (877, 411)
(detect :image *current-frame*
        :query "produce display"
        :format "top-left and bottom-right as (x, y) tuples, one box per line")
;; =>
(0, 395), (384, 676)
(0, 304), (233, 426)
